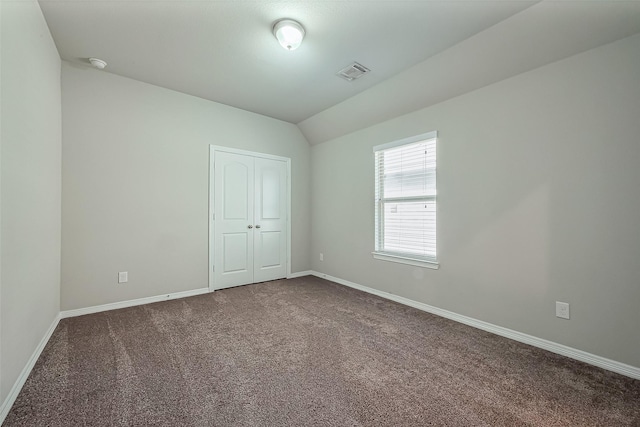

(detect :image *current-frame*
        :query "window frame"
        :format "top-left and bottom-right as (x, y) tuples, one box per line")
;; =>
(372, 131), (439, 270)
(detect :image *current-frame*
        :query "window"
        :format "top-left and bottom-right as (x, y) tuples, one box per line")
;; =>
(373, 131), (438, 269)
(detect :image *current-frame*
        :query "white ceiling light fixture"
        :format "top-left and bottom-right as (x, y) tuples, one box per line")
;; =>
(89, 57), (107, 69)
(273, 19), (305, 51)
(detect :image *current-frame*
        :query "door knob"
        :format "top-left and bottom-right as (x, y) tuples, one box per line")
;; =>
(247, 225), (253, 229)
(255, 225), (261, 229)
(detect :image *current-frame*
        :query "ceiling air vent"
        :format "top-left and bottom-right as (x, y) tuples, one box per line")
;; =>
(336, 62), (370, 81)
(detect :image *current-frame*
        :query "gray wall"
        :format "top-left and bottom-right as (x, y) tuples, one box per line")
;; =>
(1, 1), (62, 402)
(311, 33), (640, 368)
(61, 62), (311, 311)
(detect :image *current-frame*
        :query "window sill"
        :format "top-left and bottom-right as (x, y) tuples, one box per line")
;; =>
(371, 252), (439, 269)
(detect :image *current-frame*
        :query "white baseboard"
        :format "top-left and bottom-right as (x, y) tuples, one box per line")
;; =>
(308, 271), (640, 380)
(287, 270), (314, 279)
(60, 287), (210, 319)
(0, 314), (61, 425)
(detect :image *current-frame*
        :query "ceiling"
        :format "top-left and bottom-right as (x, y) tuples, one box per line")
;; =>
(38, 0), (538, 124)
(298, 1), (640, 144)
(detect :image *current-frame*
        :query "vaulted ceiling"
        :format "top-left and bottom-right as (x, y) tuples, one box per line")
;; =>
(39, 0), (640, 144)
(38, 0), (535, 123)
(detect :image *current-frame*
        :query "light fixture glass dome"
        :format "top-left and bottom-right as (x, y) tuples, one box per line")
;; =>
(273, 19), (305, 51)
(89, 58), (107, 69)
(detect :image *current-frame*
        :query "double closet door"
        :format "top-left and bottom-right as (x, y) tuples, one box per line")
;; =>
(211, 148), (289, 290)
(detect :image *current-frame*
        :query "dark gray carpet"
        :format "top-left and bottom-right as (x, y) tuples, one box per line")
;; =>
(3, 276), (640, 426)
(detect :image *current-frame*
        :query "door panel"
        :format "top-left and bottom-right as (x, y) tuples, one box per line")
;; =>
(253, 157), (287, 283)
(260, 167), (281, 219)
(214, 151), (254, 289)
(258, 231), (282, 267)
(223, 162), (249, 220)
(222, 233), (250, 273)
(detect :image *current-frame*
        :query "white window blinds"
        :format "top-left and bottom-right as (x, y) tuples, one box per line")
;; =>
(374, 132), (437, 264)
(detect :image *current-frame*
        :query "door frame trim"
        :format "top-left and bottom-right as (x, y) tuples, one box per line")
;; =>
(208, 145), (292, 291)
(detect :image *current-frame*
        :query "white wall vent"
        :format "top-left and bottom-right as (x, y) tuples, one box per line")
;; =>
(337, 62), (370, 81)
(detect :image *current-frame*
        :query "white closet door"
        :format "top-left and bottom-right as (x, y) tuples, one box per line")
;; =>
(253, 157), (287, 283)
(214, 151), (255, 289)
(212, 149), (289, 290)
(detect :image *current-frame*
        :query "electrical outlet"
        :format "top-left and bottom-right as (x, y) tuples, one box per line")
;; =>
(556, 301), (570, 319)
(118, 271), (128, 283)
(320, 253), (324, 261)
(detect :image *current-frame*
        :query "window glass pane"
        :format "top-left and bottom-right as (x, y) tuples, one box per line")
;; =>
(382, 139), (436, 199)
(382, 200), (436, 257)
